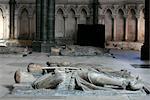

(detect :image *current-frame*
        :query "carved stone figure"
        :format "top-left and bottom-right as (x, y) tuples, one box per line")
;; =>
(14, 63), (146, 92)
(75, 69), (144, 91)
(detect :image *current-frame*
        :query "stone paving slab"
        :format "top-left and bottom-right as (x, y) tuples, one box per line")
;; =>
(0, 96), (131, 100)
(66, 96), (130, 100)
(0, 95), (66, 100)
(128, 96), (150, 100)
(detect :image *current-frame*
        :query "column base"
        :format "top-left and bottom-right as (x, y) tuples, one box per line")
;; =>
(32, 41), (55, 53)
(141, 44), (150, 60)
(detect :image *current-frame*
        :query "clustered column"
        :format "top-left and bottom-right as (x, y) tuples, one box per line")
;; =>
(47, 0), (55, 43)
(41, 0), (47, 42)
(141, 0), (150, 60)
(36, 0), (41, 41)
(33, 0), (55, 52)
(93, 0), (99, 24)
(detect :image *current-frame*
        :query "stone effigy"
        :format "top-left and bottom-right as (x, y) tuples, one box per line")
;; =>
(27, 63), (44, 74)
(14, 70), (36, 83)
(32, 69), (64, 89)
(13, 62), (149, 97)
(50, 45), (110, 56)
(75, 69), (144, 91)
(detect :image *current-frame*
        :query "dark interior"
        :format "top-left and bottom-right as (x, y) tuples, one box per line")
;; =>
(77, 24), (105, 48)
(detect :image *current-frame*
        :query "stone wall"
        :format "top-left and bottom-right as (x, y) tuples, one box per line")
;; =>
(0, 0), (145, 50)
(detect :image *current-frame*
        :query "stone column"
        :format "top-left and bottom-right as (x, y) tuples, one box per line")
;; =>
(14, 5), (18, 39)
(112, 15), (117, 41)
(47, 0), (55, 43)
(98, 15), (105, 25)
(125, 15), (128, 41)
(141, 0), (150, 60)
(39, 0), (56, 52)
(32, 0), (42, 52)
(3, 15), (6, 39)
(41, 0), (48, 41)
(123, 15), (127, 41)
(74, 15), (79, 44)
(86, 16), (91, 24)
(33, 0), (55, 52)
(36, 0), (41, 41)
(135, 15), (140, 42)
(29, 16), (32, 39)
(9, 0), (16, 39)
(5, 13), (10, 39)
(63, 15), (67, 38)
(93, 0), (99, 24)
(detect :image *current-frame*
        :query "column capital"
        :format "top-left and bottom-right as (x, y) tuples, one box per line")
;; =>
(135, 14), (140, 19)
(112, 14), (117, 19)
(86, 15), (91, 19)
(9, 0), (16, 4)
(63, 15), (68, 18)
(28, 15), (33, 19)
(99, 15), (105, 18)
(123, 14), (128, 19)
(75, 15), (80, 18)
(3, 15), (6, 19)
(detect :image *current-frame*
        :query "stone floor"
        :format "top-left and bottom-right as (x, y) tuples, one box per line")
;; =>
(0, 49), (149, 100)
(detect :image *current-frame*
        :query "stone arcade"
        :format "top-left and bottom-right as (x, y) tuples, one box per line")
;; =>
(0, 0), (149, 57)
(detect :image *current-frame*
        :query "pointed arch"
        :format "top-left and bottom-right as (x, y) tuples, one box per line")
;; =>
(81, 9), (87, 15)
(66, 8), (76, 41)
(67, 7), (77, 16)
(55, 8), (65, 38)
(127, 9), (136, 41)
(116, 9), (124, 41)
(55, 6), (66, 16)
(103, 8), (113, 15)
(79, 9), (88, 24)
(105, 9), (113, 41)
(18, 8), (30, 40)
(31, 10), (36, 40)
(78, 6), (90, 16)
(56, 8), (64, 15)
(138, 9), (145, 42)
(69, 8), (76, 17)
